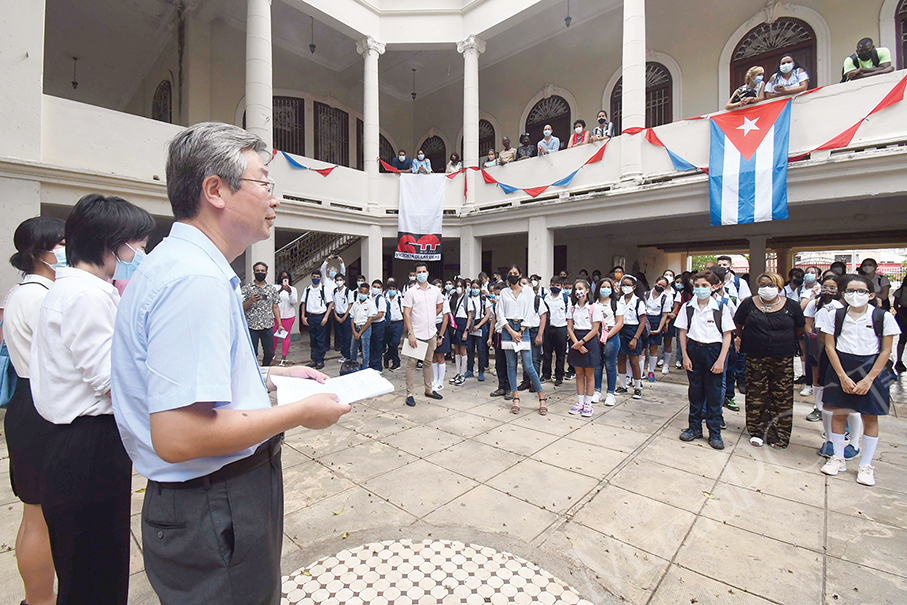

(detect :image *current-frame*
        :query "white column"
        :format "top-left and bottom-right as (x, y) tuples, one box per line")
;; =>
(457, 35), (485, 208)
(362, 225), (384, 280)
(620, 0), (646, 181)
(244, 0), (274, 280)
(357, 36), (385, 213)
(748, 236), (768, 292)
(459, 226), (482, 278)
(184, 11), (212, 125)
(527, 216), (553, 282)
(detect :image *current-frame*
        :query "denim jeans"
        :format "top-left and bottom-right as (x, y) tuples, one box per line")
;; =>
(594, 336), (620, 393)
(352, 324), (371, 368)
(502, 321), (543, 393)
(522, 326), (542, 385)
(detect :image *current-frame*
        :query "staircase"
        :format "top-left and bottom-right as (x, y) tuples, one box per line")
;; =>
(276, 232), (360, 281)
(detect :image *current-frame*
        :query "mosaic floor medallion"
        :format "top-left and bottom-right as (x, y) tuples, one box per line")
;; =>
(281, 539), (593, 605)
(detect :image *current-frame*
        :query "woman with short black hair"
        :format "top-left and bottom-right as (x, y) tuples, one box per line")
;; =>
(31, 193), (155, 603)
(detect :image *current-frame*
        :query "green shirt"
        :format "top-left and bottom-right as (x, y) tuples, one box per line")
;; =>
(843, 47), (891, 74)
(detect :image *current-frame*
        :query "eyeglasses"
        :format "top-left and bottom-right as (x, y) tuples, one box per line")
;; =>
(844, 289), (870, 295)
(240, 178), (276, 195)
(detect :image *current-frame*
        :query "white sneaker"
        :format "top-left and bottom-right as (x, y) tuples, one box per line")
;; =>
(749, 436), (764, 447)
(800, 385), (813, 397)
(856, 464), (876, 486)
(604, 393), (617, 406)
(591, 391), (603, 403)
(821, 457), (847, 476)
(661, 365), (670, 375)
(656, 359), (665, 367)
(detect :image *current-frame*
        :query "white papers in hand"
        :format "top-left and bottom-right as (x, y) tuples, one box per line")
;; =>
(502, 339), (531, 352)
(270, 369), (394, 406)
(275, 329), (290, 339)
(401, 338), (429, 360)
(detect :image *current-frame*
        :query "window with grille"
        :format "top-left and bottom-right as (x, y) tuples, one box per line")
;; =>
(152, 80), (171, 123)
(379, 135), (394, 173)
(314, 101), (350, 167)
(524, 95), (571, 150)
(356, 118), (364, 171)
(609, 63), (673, 135)
(899, 0), (907, 70)
(418, 136), (446, 173)
(272, 96), (305, 156)
(729, 18), (816, 97)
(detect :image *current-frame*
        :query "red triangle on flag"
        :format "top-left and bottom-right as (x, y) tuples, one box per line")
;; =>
(523, 186), (549, 198)
(711, 100), (790, 161)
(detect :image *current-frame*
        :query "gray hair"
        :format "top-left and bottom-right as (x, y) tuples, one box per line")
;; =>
(166, 121), (267, 220)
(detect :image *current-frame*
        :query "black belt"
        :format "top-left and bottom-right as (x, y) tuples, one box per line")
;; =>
(688, 339), (721, 348)
(154, 434), (282, 490)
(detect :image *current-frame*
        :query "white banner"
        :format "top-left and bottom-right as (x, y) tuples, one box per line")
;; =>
(395, 174), (445, 261)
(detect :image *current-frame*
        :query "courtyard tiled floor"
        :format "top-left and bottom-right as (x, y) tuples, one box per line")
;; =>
(2, 343), (907, 604)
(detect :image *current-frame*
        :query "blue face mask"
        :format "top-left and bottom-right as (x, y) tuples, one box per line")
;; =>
(549, 287), (560, 295)
(112, 244), (145, 281)
(312, 277), (321, 286)
(564, 288), (572, 295)
(600, 288), (612, 298)
(387, 290), (397, 298)
(445, 284), (453, 291)
(358, 292), (368, 301)
(471, 288), (480, 296)
(45, 247), (67, 271)
(416, 273), (428, 283)
(804, 273), (817, 284)
(328, 271), (337, 279)
(694, 286), (712, 300)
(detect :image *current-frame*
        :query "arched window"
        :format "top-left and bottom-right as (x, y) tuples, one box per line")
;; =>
(609, 62), (673, 135)
(418, 136), (446, 173)
(314, 101), (349, 167)
(152, 80), (171, 123)
(461, 119), (497, 157)
(272, 96), (305, 156)
(524, 96), (571, 150)
(357, 119), (396, 173)
(729, 18), (816, 96)
(899, 0), (907, 70)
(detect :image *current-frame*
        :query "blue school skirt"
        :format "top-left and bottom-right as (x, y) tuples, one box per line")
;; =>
(647, 315), (663, 346)
(823, 352), (892, 415)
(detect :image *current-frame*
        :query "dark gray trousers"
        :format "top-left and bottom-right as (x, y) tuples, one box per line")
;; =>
(142, 444), (284, 605)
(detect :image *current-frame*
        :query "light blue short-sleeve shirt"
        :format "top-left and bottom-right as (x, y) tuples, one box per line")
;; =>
(112, 222), (270, 482)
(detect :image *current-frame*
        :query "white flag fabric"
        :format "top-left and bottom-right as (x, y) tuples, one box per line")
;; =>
(395, 174), (445, 261)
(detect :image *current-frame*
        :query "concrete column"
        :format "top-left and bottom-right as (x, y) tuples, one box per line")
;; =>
(459, 226), (482, 278)
(775, 246), (791, 277)
(620, 0), (646, 181)
(184, 11), (212, 125)
(748, 236), (768, 292)
(361, 225), (384, 280)
(527, 216), (553, 282)
(0, 179), (42, 298)
(457, 35), (485, 208)
(357, 36), (386, 213)
(244, 0), (274, 281)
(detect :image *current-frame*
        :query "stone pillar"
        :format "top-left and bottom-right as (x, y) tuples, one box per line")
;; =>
(357, 37), (386, 214)
(244, 0), (274, 281)
(748, 236), (768, 292)
(183, 11), (212, 125)
(459, 226), (482, 278)
(457, 35), (485, 208)
(527, 216), (553, 282)
(362, 225), (384, 281)
(774, 246), (791, 278)
(620, 0), (646, 181)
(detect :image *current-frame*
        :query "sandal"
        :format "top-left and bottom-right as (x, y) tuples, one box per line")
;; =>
(538, 396), (548, 416)
(511, 396), (521, 414)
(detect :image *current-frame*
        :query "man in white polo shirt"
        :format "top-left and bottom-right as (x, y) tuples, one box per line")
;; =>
(402, 262), (445, 406)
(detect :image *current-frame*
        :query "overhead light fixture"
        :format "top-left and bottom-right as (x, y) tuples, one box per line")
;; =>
(71, 56), (79, 89)
(309, 16), (316, 54)
(412, 68), (417, 100)
(565, 0), (572, 28)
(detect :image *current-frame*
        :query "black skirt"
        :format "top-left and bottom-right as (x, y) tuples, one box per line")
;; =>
(567, 329), (601, 368)
(4, 377), (58, 504)
(823, 352), (891, 415)
(435, 321), (451, 354)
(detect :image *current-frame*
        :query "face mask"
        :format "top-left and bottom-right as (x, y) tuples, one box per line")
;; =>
(780, 62), (794, 74)
(804, 273), (817, 283)
(861, 266), (875, 275)
(456, 287), (464, 295)
(543, 129), (552, 137)
(754, 74), (764, 85)
(336, 281), (345, 289)
(693, 287), (712, 300)
(357, 280), (365, 286)
(654, 285), (665, 294)
(758, 286), (779, 301)
(600, 288), (612, 298)
(417, 154), (424, 160)
(451, 158), (459, 164)
(531, 280), (539, 288)
(575, 290), (586, 299)
(471, 288), (480, 296)
(673, 282), (684, 291)
(370, 287), (381, 296)
(113, 244), (146, 281)
(550, 287), (560, 295)
(387, 290), (397, 298)
(507, 275), (520, 285)
(791, 278), (803, 287)
(614, 273), (623, 281)
(399, 155), (405, 161)
(563, 288), (572, 295)
(444, 284), (453, 291)
(598, 117), (607, 124)
(621, 285), (634, 295)
(328, 270), (337, 279)
(416, 273), (428, 283)
(857, 51), (872, 61)
(503, 141), (510, 149)
(574, 127), (583, 134)
(358, 292), (368, 301)
(489, 294), (496, 300)
(311, 277), (320, 285)
(844, 291), (871, 307)
(409, 275), (416, 282)
(44, 247), (68, 271)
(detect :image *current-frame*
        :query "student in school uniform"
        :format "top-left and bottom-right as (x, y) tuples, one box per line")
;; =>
(643, 275), (673, 382)
(350, 283), (377, 369)
(820, 274), (900, 486)
(465, 280), (491, 382)
(448, 278), (472, 385)
(368, 279), (388, 372)
(332, 275), (354, 363)
(541, 276), (569, 385)
(517, 284), (548, 392)
(567, 279), (603, 418)
(430, 279), (451, 391)
(382, 279), (405, 370)
(300, 269), (334, 369)
(500, 266), (548, 414)
(488, 282), (512, 399)
(676, 271), (735, 450)
(706, 266), (741, 417)
(617, 275), (646, 399)
(593, 278), (623, 406)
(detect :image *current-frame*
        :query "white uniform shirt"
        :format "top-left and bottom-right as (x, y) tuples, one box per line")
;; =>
(30, 268), (119, 423)
(436, 297), (451, 325)
(494, 299), (506, 333)
(452, 293), (470, 321)
(644, 290), (673, 317)
(596, 299), (623, 330)
(813, 299), (844, 331)
(386, 294), (405, 321)
(618, 295), (644, 326)
(370, 294), (388, 323)
(302, 283), (331, 314)
(828, 307), (901, 355)
(570, 301), (603, 331)
(675, 298), (735, 344)
(543, 291), (569, 327)
(782, 284), (805, 301)
(276, 285), (298, 319)
(723, 275), (751, 302)
(3, 274), (53, 378)
(333, 286), (354, 316)
(500, 286), (536, 322)
(350, 297), (377, 326)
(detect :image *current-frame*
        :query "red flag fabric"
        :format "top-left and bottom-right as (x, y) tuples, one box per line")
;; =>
(622, 126), (645, 135)
(523, 186), (549, 198)
(644, 128), (665, 148)
(313, 167), (336, 177)
(814, 120), (866, 151)
(583, 142), (608, 165)
(868, 72), (907, 115)
(379, 159), (401, 173)
(481, 169), (498, 184)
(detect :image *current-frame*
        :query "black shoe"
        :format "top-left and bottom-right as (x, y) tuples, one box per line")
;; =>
(680, 428), (703, 442)
(896, 361), (907, 374)
(314, 362), (325, 370)
(794, 375), (807, 384)
(806, 408), (822, 422)
(540, 376), (551, 383)
(424, 391), (443, 400)
(389, 362), (400, 371)
(307, 360), (318, 368)
(416, 361), (423, 369)
(720, 420), (727, 430)
(709, 434), (725, 450)
(405, 396), (416, 407)
(632, 387), (643, 399)
(615, 386), (628, 394)
(554, 378), (563, 387)
(490, 388), (506, 397)
(504, 392), (513, 401)
(517, 381), (531, 391)
(565, 372), (575, 380)
(737, 383), (746, 395)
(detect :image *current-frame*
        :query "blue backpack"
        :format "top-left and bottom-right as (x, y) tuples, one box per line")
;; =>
(0, 320), (17, 408)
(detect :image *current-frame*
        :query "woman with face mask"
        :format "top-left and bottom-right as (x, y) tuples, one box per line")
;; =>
(643, 276), (674, 382)
(499, 265), (547, 414)
(429, 279), (451, 391)
(590, 110), (613, 143)
(567, 119), (589, 148)
(445, 153), (462, 174)
(465, 279), (491, 381)
(820, 275), (900, 487)
(733, 272), (806, 449)
(411, 149), (432, 174)
(4, 217), (65, 605)
(516, 133), (537, 161)
(726, 66), (766, 110)
(483, 149), (499, 168)
(592, 278), (623, 406)
(859, 258), (890, 310)
(273, 270), (298, 365)
(449, 278), (472, 385)
(616, 275), (647, 399)
(30, 194), (155, 603)
(765, 55), (810, 98)
(566, 279), (602, 417)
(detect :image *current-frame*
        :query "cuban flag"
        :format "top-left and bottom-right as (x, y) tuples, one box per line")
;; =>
(709, 100), (791, 226)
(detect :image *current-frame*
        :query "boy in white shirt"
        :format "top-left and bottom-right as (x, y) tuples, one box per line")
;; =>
(350, 284), (378, 370)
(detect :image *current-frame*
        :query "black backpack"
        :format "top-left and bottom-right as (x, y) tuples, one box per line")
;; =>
(841, 50), (879, 82)
(685, 300), (725, 334)
(832, 306), (894, 379)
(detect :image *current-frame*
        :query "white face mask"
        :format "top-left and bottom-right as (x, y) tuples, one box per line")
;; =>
(758, 286), (779, 302)
(621, 285), (634, 295)
(370, 287), (381, 296)
(574, 127), (583, 134)
(780, 62), (794, 74)
(417, 154), (424, 160)
(531, 280), (538, 287)
(456, 286), (463, 295)
(543, 129), (552, 137)
(844, 291), (871, 308)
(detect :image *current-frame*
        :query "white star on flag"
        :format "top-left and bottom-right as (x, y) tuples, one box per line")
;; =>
(736, 116), (760, 136)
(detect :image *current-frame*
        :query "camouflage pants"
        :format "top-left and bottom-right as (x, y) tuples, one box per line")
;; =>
(744, 355), (794, 447)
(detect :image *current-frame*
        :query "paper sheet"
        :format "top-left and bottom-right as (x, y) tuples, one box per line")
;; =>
(275, 329), (290, 339)
(270, 369), (394, 406)
(401, 338), (429, 360)
(502, 339), (531, 352)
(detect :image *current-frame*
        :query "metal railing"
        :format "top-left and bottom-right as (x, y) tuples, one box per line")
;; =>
(276, 231), (360, 280)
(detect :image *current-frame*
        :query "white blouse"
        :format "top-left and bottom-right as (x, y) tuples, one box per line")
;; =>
(277, 285), (298, 319)
(570, 301), (603, 331)
(3, 274), (53, 378)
